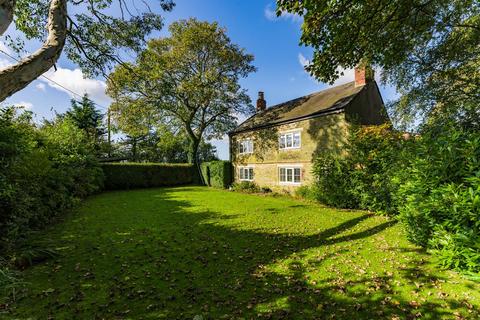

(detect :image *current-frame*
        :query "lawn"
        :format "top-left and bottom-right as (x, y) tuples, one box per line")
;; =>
(2, 186), (480, 319)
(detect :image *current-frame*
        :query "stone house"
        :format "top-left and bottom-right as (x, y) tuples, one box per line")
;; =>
(228, 66), (389, 191)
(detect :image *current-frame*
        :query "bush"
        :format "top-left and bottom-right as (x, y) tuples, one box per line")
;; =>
(200, 161), (232, 188)
(295, 185), (318, 201)
(311, 122), (480, 273)
(102, 163), (195, 190)
(396, 128), (480, 273)
(0, 107), (103, 252)
(231, 181), (260, 193)
(312, 124), (408, 213)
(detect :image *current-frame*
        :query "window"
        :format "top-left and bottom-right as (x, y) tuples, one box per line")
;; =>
(239, 139), (253, 154)
(279, 131), (301, 150)
(239, 167), (254, 181)
(279, 167), (301, 184)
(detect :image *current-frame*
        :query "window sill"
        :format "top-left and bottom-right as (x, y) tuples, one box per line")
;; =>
(279, 147), (301, 151)
(279, 182), (302, 186)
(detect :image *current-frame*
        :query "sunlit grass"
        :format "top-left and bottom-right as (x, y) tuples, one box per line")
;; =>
(1, 186), (479, 319)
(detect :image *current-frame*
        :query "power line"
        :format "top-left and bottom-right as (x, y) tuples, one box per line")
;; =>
(0, 49), (110, 111)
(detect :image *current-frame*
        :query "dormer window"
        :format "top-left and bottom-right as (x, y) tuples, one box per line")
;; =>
(279, 131), (301, 150)
(239, 139), (253, 154)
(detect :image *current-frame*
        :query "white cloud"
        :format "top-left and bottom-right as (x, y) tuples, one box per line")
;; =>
(40, 67), (111, 106)
(264, 4), (302, 23)
(35, 82), (46, 92)
(298, 53), (309, 68)
(0, 41), (12, 69)
(13, 101), (34, 110)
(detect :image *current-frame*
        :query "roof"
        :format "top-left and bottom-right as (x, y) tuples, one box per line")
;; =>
(231, 81), (365, 134)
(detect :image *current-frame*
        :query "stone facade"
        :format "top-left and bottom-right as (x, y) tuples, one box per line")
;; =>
(231, 112), (350, 192)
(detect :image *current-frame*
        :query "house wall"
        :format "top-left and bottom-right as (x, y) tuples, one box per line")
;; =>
(230, 112), (349, 192)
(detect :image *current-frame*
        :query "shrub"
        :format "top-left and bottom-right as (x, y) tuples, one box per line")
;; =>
(200, 161), (232, 189)
(295, 185), (318, 201)
(396, 128), (480, 273)
(312, 124), (408, 213)
(0, 107), (103, 252)
(102, 163), (195, 190)
(231, 181), (260, 193)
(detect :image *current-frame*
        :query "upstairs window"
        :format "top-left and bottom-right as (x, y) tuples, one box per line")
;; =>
(279, 131), (301, 150)
(239, 139), (253, 154)
(239, 167), (254, 181)
(279, 167), (301, 184)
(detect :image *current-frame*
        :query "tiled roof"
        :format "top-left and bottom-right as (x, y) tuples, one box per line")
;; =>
(232, 81), (364, 133)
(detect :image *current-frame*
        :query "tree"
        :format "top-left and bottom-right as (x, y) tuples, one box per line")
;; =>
(108, 18), (255, 168)
(109, 97), (160, 161)
(277, 0), (480, 129)
(63, 94), (105, 152)
(0, 0), (174, 102)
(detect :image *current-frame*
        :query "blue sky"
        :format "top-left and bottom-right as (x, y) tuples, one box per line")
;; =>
(1, 0), (398, 159)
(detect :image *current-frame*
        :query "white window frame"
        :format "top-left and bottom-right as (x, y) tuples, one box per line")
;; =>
(238, 139), (254, 154)
(278, 166), (302, 185)
(239, 167), (254, 181)
(279, 131), (301, 150)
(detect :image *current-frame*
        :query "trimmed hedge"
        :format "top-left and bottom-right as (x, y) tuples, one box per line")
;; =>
(201, 161), (232, 189)
(102, 163), (195, 190)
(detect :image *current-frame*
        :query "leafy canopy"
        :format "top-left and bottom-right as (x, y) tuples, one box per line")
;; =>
(277, 0), (480, 129)
(108, 18), (256, 163)
(4, 0), (175, 77)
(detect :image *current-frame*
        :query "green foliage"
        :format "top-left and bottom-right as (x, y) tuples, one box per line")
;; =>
(231, 181), (261, 193)
(277, 0), (480, 129)
(311, 123), (480, 273)
(294, 185), (318, 201)
(312, 124), (407, 213)
(200, 161), (232, 189)
(5, 0), (174, 78)
(396, 128), (480, 273)
(0, 106), (103, 251)
(61, 94), (106, 155)
(108, 18), (255, 166)
(101, 163), (195, 190)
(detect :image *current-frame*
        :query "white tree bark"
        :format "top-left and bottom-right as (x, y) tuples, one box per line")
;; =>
(0, 0), (15, 36)
(0, 0), (67, 102)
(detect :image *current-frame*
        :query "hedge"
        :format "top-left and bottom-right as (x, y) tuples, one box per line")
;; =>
(102, 163), (195, 190)
(200, 161), (232, 189)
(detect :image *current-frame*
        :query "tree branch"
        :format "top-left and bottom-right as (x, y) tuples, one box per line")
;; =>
(0, 0), (67, 102)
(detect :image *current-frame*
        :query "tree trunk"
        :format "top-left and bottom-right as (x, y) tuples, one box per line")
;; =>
(0, 0), (15, 36)
(187, 136), (201, 166)
(0, 0), (67, 102)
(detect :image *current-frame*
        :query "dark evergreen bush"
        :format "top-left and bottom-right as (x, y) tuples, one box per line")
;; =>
(102, 163), (195, 190)
(200, 161), (232, 189)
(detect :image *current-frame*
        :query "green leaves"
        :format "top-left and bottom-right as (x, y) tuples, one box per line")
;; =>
(108, 18), (255, 165)
(277, 0), (480, 129)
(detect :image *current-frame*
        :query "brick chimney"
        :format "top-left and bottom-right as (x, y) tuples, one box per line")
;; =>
(256, 91), (266, 112)
(354, 65), (374, 87)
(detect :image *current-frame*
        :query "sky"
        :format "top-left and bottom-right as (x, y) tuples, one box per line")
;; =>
(1, 0), (398, 160)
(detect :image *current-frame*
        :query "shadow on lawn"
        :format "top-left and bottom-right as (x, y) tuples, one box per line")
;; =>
(6, 188), (479, 319)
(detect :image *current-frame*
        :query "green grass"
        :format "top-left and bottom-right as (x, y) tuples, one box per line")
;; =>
(2, 186), (479, 319)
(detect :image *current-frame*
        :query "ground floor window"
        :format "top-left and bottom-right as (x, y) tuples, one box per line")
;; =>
(239, 167), (254, 181)
(279, 167), (301, 184)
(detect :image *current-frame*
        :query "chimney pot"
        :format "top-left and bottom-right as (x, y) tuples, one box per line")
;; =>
(256, 91), (266, 112)
(354, 65), (374, 87)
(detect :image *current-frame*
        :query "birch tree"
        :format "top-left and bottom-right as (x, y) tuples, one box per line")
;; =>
(0, 0), (174, 102)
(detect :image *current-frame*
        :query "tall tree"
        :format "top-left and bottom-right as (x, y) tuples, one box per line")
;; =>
(277, 0), (480, 129)
(63, 94), (105, 152)
(108, 18), (255, 168)
(0, 0), (174, 102)
(109, 97), (160, 161)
